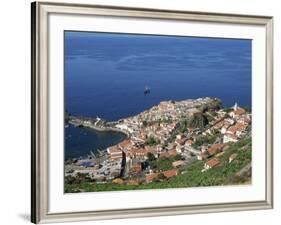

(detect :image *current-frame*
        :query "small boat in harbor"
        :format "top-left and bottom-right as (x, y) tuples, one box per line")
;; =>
(144, 85), (150, 95)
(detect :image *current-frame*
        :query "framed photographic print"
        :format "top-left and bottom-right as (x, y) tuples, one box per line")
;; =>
(31, 1), (273, 223)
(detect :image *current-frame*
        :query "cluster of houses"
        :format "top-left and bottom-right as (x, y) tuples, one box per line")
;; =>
(107, 139), (155, 161)
(204, 103), (251, 143)
(115, 97), (215, 140)
(145, 169), (178, 183)
(198, 103), (251, 172)
(107, 138), (178, 162)
(66, 99), (251, 184)
(201, 151), (238, 172)
(197, 143), (229, 161)
(105, 131), (200, 183)
(105, 137), (181, 184)
(141, 122), (179, 144)
(106, 101), (251, 179)
(138, 98), (211, 124)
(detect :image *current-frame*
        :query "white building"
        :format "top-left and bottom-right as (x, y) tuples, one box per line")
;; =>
(223, 134), (238, 143)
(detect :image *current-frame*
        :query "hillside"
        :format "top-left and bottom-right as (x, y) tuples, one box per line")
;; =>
(65, 136), (251, 193)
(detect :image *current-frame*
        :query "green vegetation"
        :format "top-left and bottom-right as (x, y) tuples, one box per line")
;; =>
(192, 133), (219, 149)
(154, 173), (167, 182)
(148, 154), (183, 171)
(143, 118), (172, 127)
(223, 107), (233, 113)
(200, 99), (222, 112)
(147, 152), (156, 161)
(203, 112), (215, 123)
(145, 136), (160, 146)
(174, 154), (183, 161)
(178, 119), (188, 133)
(150, 156), (174, 171)
(178, 113), (208, 131)
(243, 106), (251, 113)
(65, 172), (94, 185)
(188, 112), (208, 128)
(166, 125), (182, 143)
(171, 118), (190, 135)
(223, 105), (251, 113)
(142, 120), (148, 127)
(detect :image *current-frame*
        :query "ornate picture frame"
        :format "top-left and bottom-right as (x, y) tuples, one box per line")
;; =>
(31, 1), (273, 223)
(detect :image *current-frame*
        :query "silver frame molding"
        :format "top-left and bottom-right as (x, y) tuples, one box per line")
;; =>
(31, 1), (274, 224)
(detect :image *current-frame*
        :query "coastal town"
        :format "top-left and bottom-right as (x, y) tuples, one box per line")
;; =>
(65, 97), (252, 192)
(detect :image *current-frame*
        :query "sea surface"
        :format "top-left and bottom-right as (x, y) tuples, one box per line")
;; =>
(64, 31), (252, 159)
(65, 124), (126, 159)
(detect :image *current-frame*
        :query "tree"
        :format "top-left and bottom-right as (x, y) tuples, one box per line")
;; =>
(174, 154), (182, 161)
(142, 120), (148, 127)
(147, 152), (156, 161)
(243, 106), (251, 112)
(156, 173), (167, 181)
(145, 136), (160, 146)
(179, 119), (188, 133)
(151, 157), (174, 171)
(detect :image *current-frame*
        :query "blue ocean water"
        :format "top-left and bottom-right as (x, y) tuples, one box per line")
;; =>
(65, 124), (126, 159)
(64, 31), (252, 159)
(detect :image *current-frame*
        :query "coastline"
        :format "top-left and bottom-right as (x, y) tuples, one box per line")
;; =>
(65, 121), (128, 160)
(65, 97), (252, 192)
(65, 97), (219, 160)
(68, 120), (129, 137)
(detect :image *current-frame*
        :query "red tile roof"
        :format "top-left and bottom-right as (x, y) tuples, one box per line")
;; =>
(234, 108), (246, 116)
(118, 139), (132, 149)
(213, 121), (224, 129)
(227, 122), (247, 134)
(163, 169), (178, 178)
(205, 158), (220, 168)
(159, 149), (177, 158)
(126, 179), (140, 185)
(159, 151), (169, 158)
(175, 138), (187, 145)
(132, 163), (142, 173)
(132, 148), (147, 156)
(168, 149), (177, 156)
(145, 146), (158, 154)
(207, 143), (225, 156)
(146, 173), (159, 183)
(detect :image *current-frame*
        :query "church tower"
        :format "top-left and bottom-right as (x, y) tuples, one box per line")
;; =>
(233, 102), (238, 111)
